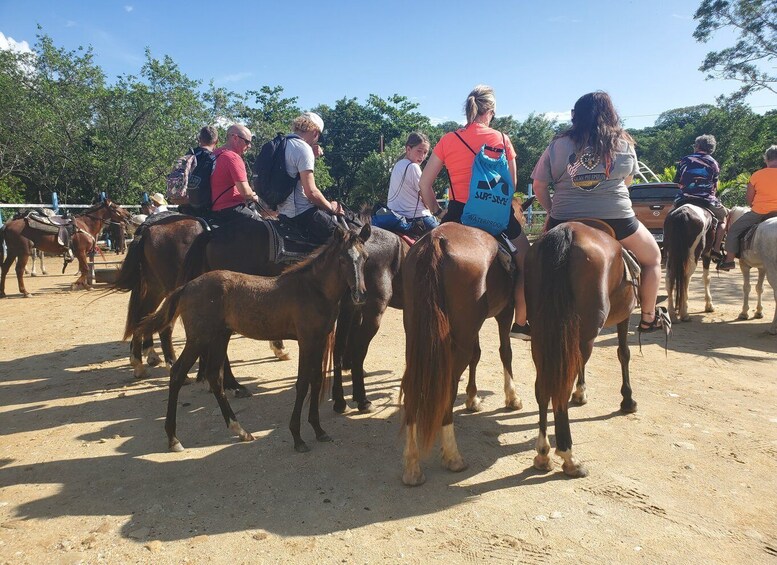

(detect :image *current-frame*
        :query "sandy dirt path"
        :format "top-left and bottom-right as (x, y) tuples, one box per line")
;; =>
(0, 266), (775, 564)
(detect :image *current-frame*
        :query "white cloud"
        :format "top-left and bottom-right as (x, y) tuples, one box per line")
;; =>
(216, 71), (253, 84)
(124, 5), (134, 12)
(543, 111), (572, 123)
(0, 32), (33, 55)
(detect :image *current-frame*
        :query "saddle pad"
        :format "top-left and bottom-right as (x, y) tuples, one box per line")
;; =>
(25, 216), (60, 234)
(265, 219), (319, 265)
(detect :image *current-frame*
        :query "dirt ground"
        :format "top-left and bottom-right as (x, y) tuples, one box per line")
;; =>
(0, 265), (775, 565)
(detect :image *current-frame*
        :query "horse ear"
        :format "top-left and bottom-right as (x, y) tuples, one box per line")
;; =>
(358, 223), (371, 242)
(333, 225), (347, 242)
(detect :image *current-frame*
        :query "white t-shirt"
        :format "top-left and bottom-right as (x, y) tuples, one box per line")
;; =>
(277, 136), (316, 218)
(387, 158), (431, 219)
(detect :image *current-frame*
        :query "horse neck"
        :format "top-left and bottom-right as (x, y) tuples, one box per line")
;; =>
(76, 207), (108, 236)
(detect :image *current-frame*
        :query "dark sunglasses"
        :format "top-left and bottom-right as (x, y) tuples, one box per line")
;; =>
(234, 134), (252, 146)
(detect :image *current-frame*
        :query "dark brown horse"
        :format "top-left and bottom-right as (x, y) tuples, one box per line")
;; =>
(525, 222), (639, 478)
(137, 224), (371, 452)
(181, 216), (406, 411)
(664, 203), (715, 321)
(1, 201), (131, 297)
(400, 222), (522, 486)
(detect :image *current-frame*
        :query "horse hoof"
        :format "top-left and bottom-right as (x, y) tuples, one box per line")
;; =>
(233, 387), (253, 399)
(738, 313), (749, 320)
(357, 401), (373, 413)
(505, 397), (523, 411)
(333, 401), (347, 414)
(133, 369), (149, 380)
(705, 306), (715, 313)
(620, 399), (638, 414)
(147, 354), (161, 367)
(681, 315), (691, 322)
(239, 432), (255, 442)
(443, 457), (468, 473)
(402, 469), (426, 486)
(23, 292), (33, 298)
(294, 441), (310, 453)
(755, 312), (764, 319)
(30, 272), (37, 277)
(316, 432), (332, 443)
(465, 397), (483, 412)
(562, 461), (589, 478)
(533, 454), (553, 472)
(571, 392), (588, 406)
(169, 441), (185, 453)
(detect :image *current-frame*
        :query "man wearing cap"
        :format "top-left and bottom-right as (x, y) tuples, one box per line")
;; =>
(277, 112), (343, 243)
(211, 123), (262, 221)
(149, 193), (169, 214)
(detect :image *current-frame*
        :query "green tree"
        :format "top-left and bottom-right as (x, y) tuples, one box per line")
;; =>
(693, 0), (777, 103)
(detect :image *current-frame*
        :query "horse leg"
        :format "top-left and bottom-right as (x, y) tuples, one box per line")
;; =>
(305, 340), (332, 444)
(617, 319), (637, 413)
(464, 338), (482, 412)
(70, 249), (90, 290)
(143, 334), (161, 368)
(289, 338), (319, 452)
(159, 326), (177, 369)
(130, 333), (148, 379)
(1, 251), (16, 298)
(496, 306), (522, 410)
(755, 268), (766, 320)
(207, 334), (254, 443)
(28, 250), (36, 276)
(332, 304), (354, 413)
(14, 253), (32, 297)
(571, 366), (588, 405)
(680, 259), (692, 322)
(764, 268), (777, 334)
(269, 340), (290, 361)
(702, 255), (714, 313)
(39, 251), (46, 275)
(739, 264), (752, 320)
(533, 379), (553, 472)
(223, 353), (252, 398)
(165, 343), (200, 452)
(555, 338), (594, 478)
(440, 346), (471, 473)
(348, 306), (384, 413)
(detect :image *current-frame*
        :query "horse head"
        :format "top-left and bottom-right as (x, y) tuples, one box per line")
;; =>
(334, 223), (371, 306)
(104, 199), (132, 225)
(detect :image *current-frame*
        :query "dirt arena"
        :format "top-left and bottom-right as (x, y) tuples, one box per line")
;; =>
(0, 265), (775, 564)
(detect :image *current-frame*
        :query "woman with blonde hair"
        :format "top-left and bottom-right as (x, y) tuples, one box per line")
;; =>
(418, 85), (531, 339)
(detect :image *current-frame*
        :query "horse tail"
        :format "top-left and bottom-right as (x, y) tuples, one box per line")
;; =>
(664, 211), (690, 313)
(109, 234), (148, 341)
(178, 229), (212, 286)
(532, 226), (583, 410)
(136, 285), (184, 339)
(400, 236), (452, 453)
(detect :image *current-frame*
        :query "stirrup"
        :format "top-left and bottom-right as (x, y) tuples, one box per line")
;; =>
(637, 307), (672, 355)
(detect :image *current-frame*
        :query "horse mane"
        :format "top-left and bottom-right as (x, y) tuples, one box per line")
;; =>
(281, 230), (359, 276)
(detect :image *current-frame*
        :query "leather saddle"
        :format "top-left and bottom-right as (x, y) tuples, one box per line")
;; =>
(21, 210), (76, 248)
(264, 218), (321, 265)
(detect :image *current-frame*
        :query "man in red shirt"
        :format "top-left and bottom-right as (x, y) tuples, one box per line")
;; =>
(210, 124), (261, 221)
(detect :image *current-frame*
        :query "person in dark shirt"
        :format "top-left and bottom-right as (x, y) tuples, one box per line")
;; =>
(673, 134), (727, 257)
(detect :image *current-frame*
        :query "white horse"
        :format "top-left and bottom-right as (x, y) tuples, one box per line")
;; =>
(728, 206), (777, 334)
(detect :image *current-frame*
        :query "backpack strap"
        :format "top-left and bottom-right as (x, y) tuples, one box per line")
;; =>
(453, 131), (476, 155)
(387, 162), (413, 205)
(210, 154), (234, 207)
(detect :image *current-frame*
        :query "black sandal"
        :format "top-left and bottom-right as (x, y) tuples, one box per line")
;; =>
(717, 260), (736, 271)
(710, 249), (723, 261)
(638, 312), (662, 333)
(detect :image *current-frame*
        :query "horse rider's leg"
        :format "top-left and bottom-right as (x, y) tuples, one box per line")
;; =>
(290, 337), (317, 452)
(713, 215), (726, 254)
(533, 378), (553, 472)
(702, 252), (714, 313)
(510, 233), (530, 326)
(571, 366), (588, 405)
(305, 339), (332, 444)
(739, 263), (752, 320)
(464, 337), (482, 412)
(617, 319), (637, 413)
(14, 252), (32, 297)
(158, 326), (177, 369)
(402, 423), (425, 486)
(165, 342), (201, 452)
(348, 303), (387, 413)
(208, 333), (254, 444)
(332, 303), (354, 413)
(754, 268), (766, 319)
(440, 345), (471, 473)
(621, 224), (662, 322)
(555, 338), (594, 478)
(222, 354), (252, 398)
(269, 340), (290, 361)
(496, 306), (522, 410)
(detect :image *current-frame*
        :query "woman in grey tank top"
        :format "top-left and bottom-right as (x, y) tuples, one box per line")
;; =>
(531, 91), (665, 333)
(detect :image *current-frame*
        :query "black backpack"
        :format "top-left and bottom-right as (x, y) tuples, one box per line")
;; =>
(252, 133), (300, 209)
(186, 148), (218, 210)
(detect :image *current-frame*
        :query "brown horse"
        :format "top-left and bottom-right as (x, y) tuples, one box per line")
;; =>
(400, 222), (522, 486)
(1, 201), (131, 297)
(525, 222), (639, 478)
(664, 203), (716, 321)
(180, 216), (406, 411)
(137, 224), (372, 452)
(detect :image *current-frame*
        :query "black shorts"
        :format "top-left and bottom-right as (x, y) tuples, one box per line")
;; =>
(546, 215), (640, 240)
(442, 200), (523, 240)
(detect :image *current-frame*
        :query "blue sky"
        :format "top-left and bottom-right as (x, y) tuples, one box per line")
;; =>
(1, 0), (774, 129)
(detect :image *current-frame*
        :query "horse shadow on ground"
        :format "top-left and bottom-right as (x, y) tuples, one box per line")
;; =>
(0, 350), (628, 541)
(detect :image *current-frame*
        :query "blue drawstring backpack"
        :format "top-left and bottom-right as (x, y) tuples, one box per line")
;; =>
(455, 132), (515, 235)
